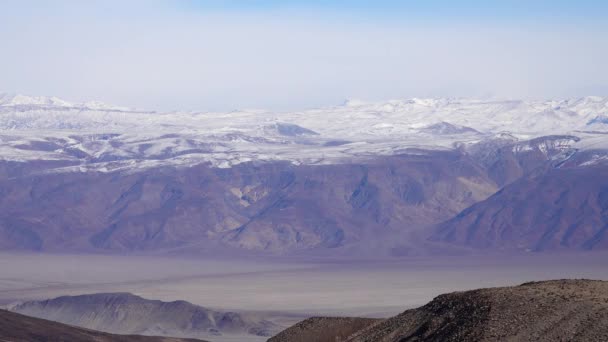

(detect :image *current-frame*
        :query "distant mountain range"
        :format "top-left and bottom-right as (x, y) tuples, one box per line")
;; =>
(1, 93), (607, 171)
(1, 94), (608, 255)
(7, 292), (279, 340)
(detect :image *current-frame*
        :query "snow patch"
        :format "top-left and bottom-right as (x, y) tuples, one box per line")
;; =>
(1, 94), (608, 172)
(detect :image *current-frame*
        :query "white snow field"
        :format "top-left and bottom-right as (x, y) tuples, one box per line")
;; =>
(1, 94), (607, 172)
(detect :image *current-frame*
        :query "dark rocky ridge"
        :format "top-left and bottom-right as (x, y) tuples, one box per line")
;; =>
(0, 308), (205, 342)
(268, 317), (380, 342)
(270, 279), (608, 342)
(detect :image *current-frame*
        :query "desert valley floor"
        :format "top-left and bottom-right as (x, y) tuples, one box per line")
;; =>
(1, 252), (607, 341)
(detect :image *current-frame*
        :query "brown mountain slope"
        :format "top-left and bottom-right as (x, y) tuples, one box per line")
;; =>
(432, 166), (608, 251)
(1, 134), (603, 256)
(270, 280), (608, 342)
(467, 135), (578, 187)
(0, 151), (495, 254)
(0, 309), (205, 342)
(267, 317), (380, 342)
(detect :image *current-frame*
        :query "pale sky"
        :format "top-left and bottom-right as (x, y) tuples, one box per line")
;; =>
(1, 0), (607, 111)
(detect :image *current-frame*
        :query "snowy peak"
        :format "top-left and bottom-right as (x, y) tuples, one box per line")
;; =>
(0, 94), (74, 107)
(1, 93), (608, 171)
(0, 93), (137, 112)
(81, 100), (133, 112)
(512, 135), (580, 158)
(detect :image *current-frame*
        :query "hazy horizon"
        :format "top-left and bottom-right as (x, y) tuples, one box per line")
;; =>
(3, 2), (608, 342)
(1, 0), (607, 112)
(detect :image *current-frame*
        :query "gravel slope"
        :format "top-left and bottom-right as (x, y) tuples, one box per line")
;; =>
(270, 279), (608, 342)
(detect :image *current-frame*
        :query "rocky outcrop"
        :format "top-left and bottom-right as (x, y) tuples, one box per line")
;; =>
(268, 317), (380, 342)
(271, 280), (608, 342)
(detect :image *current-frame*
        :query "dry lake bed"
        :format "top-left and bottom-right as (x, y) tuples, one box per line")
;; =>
(1, 251), (607, 341)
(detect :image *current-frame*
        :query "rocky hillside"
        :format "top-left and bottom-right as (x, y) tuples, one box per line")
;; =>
(1, 95), (608, 256)
(433, 166), (608, 251)
(3, 140), (608, 255)
(0, 152), (496, 254)
(8, 292), (278, 340)
(0, 308), (205, 342)
(270, 279), (608, 342)
(268, 317), (380, 342)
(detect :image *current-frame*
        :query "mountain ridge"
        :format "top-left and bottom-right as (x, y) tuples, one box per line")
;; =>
(269, 279), (608, 342)
(0, 308), (206, 342)
(2, 94), (608, 256)
(1, 93), (607, 170)
(8, 292), (279, 340)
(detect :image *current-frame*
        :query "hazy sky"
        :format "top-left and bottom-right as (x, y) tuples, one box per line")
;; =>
(1, 0), (607, 111)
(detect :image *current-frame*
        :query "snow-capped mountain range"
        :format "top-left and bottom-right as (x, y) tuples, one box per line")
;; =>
(1, 93), (607, 172)
(4, 93), (608, 255)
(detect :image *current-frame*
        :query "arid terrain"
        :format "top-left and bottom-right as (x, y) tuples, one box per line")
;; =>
(8, 292), (278, 340)
(1, 252), (608, 341)
(3, 1), (608, 341)
(0, 308), (206, 342)
(2, 97), (608, 257)
(270, 279), (608, 342)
